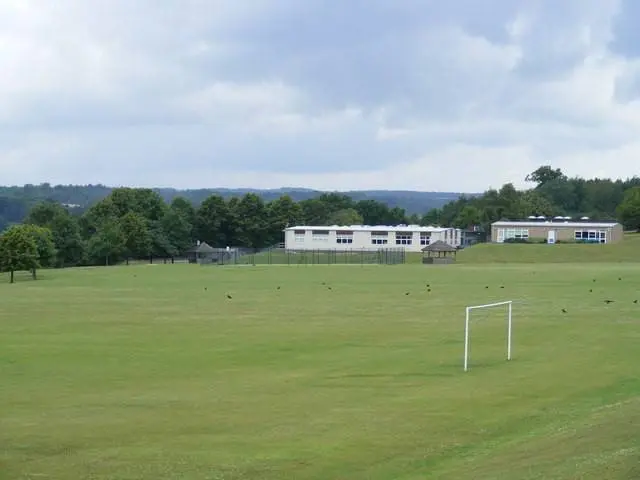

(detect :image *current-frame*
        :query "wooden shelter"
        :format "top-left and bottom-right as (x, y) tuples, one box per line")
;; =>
(421, 240), (457, 264)
(186, 242), (217, 264)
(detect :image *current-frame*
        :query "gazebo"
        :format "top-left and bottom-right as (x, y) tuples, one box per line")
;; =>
(421, 240), (457, 264)
(186, 241), (216, 265)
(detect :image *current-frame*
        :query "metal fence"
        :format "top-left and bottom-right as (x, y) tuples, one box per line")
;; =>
(215, 247), (406, 266)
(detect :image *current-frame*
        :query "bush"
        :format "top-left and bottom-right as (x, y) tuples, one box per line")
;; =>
(504, 237), (530, 244)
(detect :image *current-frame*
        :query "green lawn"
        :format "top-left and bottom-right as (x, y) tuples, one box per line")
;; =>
(456, 233), (640, 264)
(1, 262), (639, 479)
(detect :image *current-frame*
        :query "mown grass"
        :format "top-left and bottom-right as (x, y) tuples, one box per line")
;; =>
(1, 262), (639, 479)
(457, 233), (640, 264)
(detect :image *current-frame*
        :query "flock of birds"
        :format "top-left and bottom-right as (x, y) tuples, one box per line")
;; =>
(560, 277), (638, 314)
(217, 276), (637, 311)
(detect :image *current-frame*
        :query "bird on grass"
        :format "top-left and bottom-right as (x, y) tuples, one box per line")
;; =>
(204, 287), (207, 291)
(276, 286), (281, 290)
(500, 285), (505, 289)
(604, 299), (614, 304)
(633, 300), (638, 304)
(426, 284), (430, 288)
(589, 289), (593, 293)
(405, 292), (410, 296)
(427, 288), (431, 292)
(226, 294), (232, 300)
(562, 308), (567, 314)
(485, 286), (489, 289)
(618, 277), (622, 281)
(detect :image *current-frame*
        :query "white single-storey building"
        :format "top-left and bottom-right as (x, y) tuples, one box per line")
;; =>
(284, 225), (462, 252)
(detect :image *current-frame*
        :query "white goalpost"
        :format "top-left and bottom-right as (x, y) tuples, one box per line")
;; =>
(464, 300), (513, 372)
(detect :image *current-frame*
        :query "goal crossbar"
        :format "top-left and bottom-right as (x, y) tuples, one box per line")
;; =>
(464, 300), (513, 372)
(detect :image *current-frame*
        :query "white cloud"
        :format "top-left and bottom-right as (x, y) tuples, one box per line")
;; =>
(1, 0), (640, 192)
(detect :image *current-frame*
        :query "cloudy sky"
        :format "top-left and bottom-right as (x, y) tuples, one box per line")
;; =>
(1, 0), (640, 192)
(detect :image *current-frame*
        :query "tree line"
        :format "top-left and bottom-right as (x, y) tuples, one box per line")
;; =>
(0, 188), (416, 278)
(2, 165), (640, 282)
(0, 183), (464, 231)
(421, 166), (640, 233)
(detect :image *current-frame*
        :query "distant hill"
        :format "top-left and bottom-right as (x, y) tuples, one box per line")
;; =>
(0, 183), (477, 231)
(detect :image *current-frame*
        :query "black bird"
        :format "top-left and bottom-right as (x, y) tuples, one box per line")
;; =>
(633, 300), (638, 304)
(405, 292), (410, 296)
(604, 299), (614, 304)
(618, 277), (622, 281)
(589, 289), (593, 293)
(562, 308), (567, 313)
(593, 279), (596, 282)
(427, 288), (431, 292)
(426, 284), (430, 288)
(204, 287), (207, 291)
(485, 286), (489, 289)
(500, 285), (505, 289)
(327, 286), (332, 290)
(226, 294), (232, 299)
(276, 286), (281, 290)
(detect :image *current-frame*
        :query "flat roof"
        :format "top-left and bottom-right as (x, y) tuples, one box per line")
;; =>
(492, 220), (619, 228)
(285, 225), (453, 233)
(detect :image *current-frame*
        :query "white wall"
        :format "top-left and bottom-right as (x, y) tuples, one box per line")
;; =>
(284, 228), (461, 252)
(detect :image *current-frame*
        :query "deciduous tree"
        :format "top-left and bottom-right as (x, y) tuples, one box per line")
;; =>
(0, 224), (40, 283)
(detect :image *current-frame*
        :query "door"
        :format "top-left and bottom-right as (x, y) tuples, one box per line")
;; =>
(547, 230), (556, 244)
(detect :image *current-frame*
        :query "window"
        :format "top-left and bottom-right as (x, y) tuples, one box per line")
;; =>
(371, 232), (388, 245)
(395, 232), (413, 245)
(420, 233), (431, 245)
(336, 230), (353, 244)
(575, 230), (606, 243)
(294, 229), (306, 242)
(496, 228), (529, 242)
(312, 230), (329, 241)
(505, 228), (529, 240)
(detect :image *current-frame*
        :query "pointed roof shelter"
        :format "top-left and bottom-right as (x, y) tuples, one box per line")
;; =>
(421, 240), (457, 264)
(186, 241), (217, 264)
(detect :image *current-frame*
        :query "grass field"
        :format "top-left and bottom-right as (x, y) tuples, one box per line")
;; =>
(2, 261), (640, 479)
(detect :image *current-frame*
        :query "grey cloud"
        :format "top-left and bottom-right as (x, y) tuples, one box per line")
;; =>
(1, 0), (639, 190)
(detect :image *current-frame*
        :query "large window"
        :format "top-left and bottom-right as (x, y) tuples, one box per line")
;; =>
(497, 228), (529, 242)
(312, 230), (329, 242)
(371, 232), (388, 245)
(294, 229), (306, 242)
(336, 230), (353, 244)
(395, 232), (413, 245)
(420, 233), (431, 245)
(575, 230), (606, 243)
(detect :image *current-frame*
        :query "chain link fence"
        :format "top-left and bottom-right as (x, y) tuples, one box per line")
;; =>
(216, 247), (406, 265)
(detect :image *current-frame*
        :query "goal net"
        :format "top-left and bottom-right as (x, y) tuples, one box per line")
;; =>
(464, 300), (512, 372)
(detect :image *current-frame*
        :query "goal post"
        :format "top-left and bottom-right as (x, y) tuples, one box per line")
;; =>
(464, 300), (513, 372)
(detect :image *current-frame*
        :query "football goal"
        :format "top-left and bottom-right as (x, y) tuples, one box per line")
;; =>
(463, 300), (512, 372)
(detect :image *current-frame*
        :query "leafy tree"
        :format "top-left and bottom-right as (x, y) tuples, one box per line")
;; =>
(617, 187), (640, 231)
(120, 211), (152, 259)
(0, 224), (40, 283)
(25, 201), (85, 267)
(266, 195), (302, 246)
(195, 194), (233, 247)
(526, 166), (566, 187)
(23, 224), (57, 271)
(160, 209), (193, 254)
(327, 208), (364, 226)
(87, 220), (125, 266)
(235, 193), (269, 248)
